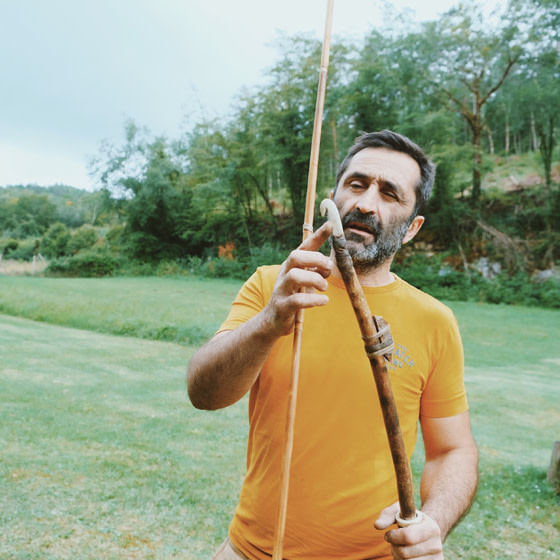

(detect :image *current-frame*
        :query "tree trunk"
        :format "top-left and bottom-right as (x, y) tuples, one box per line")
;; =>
(548, 441), (560, 494)
(537, 116), (555, 189)
(330, 118), (339, 168)
(472, 124), (483, 206)
(531, 113), (539, 151)
(486, 124), (495, 155)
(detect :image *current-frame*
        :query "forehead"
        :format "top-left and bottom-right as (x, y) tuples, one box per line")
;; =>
(341, 147), (421, 191)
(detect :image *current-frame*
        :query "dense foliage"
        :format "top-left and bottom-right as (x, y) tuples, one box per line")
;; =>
(1, 0), (559, 307)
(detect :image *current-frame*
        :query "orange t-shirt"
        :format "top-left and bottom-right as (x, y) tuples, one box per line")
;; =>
(219, 266), (468, 560)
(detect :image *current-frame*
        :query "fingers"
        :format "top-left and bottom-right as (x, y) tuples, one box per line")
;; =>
(263, 222), (334, 337)
(298, 220), (333, 251)
(378, 511), (444, 559)
(374, 502), (400, 531)
(283, 221), (334, 289)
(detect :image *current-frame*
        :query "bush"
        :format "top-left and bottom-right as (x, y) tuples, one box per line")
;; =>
(0, 238), (19, 255)
(393, 253), (560, 309)
(393, 253), (481, 301)
(155, 260), (189, 277)
(41, 222), (71, 258)
(536, 277), (560, 308)
(245, 243), (290, 275)
(117, 260), (157, 277)
(182, 243), (290, 281)
(66, 225), (98, 255)
(5, 238), (39, 261)
(46, 250), (120, 278)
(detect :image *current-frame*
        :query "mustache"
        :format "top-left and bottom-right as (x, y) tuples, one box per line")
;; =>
(340, 209), (382, 236)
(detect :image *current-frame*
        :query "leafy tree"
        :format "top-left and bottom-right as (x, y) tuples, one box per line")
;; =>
(90, 121), (190, 260)
(41, 222), (71, 258)
(0, 197), (16, 235)
(254, 35), (332, 227)
(66, 225), (98, 255)
(341, 31), (402, 136)
(179, 120), (239, 255)
(12, 194), (57, 237)
(413, 1), (524, 206)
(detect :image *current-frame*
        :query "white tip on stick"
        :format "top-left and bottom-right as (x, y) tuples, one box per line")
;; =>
(320, 199), (344, 237)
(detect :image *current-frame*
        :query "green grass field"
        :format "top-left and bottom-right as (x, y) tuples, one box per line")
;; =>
(1, 276), (559, 559)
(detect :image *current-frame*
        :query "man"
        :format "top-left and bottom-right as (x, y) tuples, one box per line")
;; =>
(187, 130), (478, 559)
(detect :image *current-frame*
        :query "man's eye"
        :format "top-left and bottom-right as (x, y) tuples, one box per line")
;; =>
(383, 190), (399, 200)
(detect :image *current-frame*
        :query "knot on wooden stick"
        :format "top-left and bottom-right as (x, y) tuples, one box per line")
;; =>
(363, 315), (394, 363)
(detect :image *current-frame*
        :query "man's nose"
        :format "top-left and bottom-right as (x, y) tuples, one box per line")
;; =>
(355, 185), (379, 215)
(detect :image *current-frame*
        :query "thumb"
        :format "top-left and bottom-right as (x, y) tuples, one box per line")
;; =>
(374, 502), (400, 530)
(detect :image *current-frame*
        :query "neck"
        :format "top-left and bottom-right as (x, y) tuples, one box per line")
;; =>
(330, 250), (396, 287)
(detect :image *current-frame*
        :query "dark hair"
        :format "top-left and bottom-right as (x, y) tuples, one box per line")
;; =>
(334, 130), (436, 216)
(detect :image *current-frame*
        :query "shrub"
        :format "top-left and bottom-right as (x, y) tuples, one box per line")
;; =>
(536, 277), (560, 308)
(5, 238), (39, 261)
(155, 260), (188, 277)
(46, 250), (120, 278)
(245, 243), (290, 275)
(41, 222), (71, 258)
(66, 225), (98, 255)
(0, 238), (19, 255)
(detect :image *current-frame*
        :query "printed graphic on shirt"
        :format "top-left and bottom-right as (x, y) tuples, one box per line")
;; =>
(387, 342), (415, 372)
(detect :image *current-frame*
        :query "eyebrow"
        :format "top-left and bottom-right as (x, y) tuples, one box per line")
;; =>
(345, 171), (405, 198)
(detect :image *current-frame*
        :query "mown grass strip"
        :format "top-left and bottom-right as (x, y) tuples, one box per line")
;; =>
(0, 276), (243, 345)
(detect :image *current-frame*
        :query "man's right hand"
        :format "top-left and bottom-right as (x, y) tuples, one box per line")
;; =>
(263, 221), (334, 337)
(187, 220), (333, 410)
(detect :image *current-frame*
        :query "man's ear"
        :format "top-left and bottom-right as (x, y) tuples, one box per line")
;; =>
(329, 190), (334, 200)
(403, 215), (424, 244)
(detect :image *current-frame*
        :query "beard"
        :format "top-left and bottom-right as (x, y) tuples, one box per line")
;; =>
(338, 208), (412, 274)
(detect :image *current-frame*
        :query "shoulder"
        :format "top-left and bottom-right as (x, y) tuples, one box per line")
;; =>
(235, 265), (282, 304)
(396, 275), (455, 319)
(247, 264), (281, 291)
(218, 265), (282, 333)
(394, 276), (459, 336)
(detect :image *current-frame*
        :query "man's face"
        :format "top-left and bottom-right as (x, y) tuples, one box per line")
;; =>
(333, 147), (423, 274)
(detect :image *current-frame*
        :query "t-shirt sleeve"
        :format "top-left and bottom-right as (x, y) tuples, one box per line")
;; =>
(217, 266), (279, 333)
(420, 310), (469, 418)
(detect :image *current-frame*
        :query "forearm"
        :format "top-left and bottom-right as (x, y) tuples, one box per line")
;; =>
(186, 310), (280, 410)
(188, 222), (333, 411)
(420, 444), (479, 540)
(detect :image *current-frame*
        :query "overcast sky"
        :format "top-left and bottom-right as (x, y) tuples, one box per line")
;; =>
(0, 0), (501, 191)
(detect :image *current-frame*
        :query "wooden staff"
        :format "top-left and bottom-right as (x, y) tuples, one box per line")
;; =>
(320, 199), (422, 527)
(272, 2), (334, 558)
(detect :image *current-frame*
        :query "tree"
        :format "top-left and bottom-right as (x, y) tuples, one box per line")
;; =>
(90, 121), (190, 260)
(66, 225), (98, 255)
(41, 222), (71, 258)
(415, 1), (524, 206)
(532, 48), (560, 190)
(12, 194), (57, 237)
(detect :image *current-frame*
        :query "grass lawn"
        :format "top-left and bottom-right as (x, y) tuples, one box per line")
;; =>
(0, 314), (247, 559)
(1, 276), (559, 558)
(0, 276), (242, 346)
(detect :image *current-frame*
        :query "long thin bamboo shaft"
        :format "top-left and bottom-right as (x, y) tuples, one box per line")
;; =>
(272, 2), (334, 558)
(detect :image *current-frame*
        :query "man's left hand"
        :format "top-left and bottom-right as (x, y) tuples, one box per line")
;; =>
(374, 502), (444, 559)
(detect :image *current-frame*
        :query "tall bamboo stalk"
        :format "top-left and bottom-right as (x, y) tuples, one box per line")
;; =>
(272, 2), (334, 558)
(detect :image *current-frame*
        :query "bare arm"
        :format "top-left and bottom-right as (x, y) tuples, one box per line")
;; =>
(419, 411), (479, 540)
(187, 222), (333, 410)
(375, 411), (478, 559)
